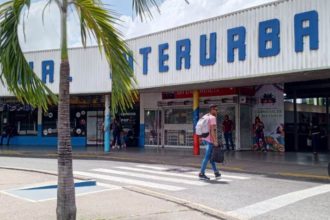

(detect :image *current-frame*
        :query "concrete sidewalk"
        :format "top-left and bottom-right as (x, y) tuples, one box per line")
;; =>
(0, 168), (227, 220)
(0, 146), (329, 182)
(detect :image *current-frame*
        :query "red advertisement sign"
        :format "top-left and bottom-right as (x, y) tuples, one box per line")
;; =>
(162, 87), (254, 99)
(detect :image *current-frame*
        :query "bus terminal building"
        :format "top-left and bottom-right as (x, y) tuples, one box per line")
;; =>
(0, 0), (330, 153)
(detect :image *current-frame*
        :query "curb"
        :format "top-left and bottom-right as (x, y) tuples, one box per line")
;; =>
(0, 165), (238, 219)
(124, 185), (239, 220)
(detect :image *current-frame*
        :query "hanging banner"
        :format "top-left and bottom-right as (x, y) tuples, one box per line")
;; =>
(252, 84), (285, 152)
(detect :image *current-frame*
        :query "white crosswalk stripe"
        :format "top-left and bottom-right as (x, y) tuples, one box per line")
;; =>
(136, 164), (168, 170)
(92, 168), (214, 185)
(74, 171), (185, 191)
(188, 171), (251, 180)
(74, 164), (251, 192)
(137, 164), (251, 180)
(116, 166), (233, 181)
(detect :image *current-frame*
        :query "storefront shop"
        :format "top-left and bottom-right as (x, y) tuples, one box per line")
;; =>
(0, 95), (140, 148)
(141, 87), (255, 150)
(1, 0), (329, 152)
(0, 96), (105, 147)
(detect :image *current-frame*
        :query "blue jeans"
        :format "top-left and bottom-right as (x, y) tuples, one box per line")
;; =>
(224, 132), (234, 150)
(200, 141), (218, 174)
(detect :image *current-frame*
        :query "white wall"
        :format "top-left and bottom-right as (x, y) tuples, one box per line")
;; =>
(1, 0), (329, 96)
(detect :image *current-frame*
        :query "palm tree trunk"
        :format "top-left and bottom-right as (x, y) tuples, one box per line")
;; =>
(56, 1), (76, 219)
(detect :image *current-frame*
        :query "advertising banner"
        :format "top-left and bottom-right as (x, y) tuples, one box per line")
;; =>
(252, 84), (285, 152)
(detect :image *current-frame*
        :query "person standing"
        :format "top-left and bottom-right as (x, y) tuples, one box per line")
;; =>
(311, 117), (320, 154)
(111, 118), (122, 149)
(222, 115), (234, 151)
(0, 123), (15, 146)
(199, 104), (221, 180)
(254, 116), (266, 152)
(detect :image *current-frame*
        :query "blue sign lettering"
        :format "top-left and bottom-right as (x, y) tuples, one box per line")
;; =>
(123, 53), (134, 70)
(159, 43), (169, 72)
(200, 33), (217, 66)
(259, 19), (280, 57)
(176, 39), (191, 70)
(294, 10), (319, 52)
(28, 10), (321, 79)
(139, 47), (152, 75)
(42, 60), (54, 83)
(227, 26), (246, 62)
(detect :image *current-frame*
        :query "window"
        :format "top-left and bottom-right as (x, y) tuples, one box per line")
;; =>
(70, 108), (87, 137)
(42, 106), (88, 137)
(42, 108), (58, 136)
(165, 109), (192, 124)
(0, 105), (37, 136)
(15, 110), (38, 135)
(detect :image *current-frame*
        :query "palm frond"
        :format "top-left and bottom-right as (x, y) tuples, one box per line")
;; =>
(132, 0), (160, 20)
(0, 0), (57, 110)
(74, 0), (138, 113)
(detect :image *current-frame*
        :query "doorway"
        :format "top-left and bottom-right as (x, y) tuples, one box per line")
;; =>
(285, 79), (330, 152)
(86, 111), (104, 146)
(144, 109), (162, 146)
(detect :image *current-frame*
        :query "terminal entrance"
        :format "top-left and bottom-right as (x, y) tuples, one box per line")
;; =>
(285, 80), (330, 152)
(145, 92), (254, 150)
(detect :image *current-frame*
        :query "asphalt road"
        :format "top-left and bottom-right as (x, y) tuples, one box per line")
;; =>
(0, 157), (329, 220)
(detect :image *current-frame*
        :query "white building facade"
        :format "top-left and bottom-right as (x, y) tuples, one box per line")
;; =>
(1, 0), (329, 152)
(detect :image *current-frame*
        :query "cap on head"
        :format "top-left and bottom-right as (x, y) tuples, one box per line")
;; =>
(209, 104), (218, 109)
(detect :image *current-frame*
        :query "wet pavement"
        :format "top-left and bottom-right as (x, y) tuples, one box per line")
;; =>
(0, 145), (329, 182)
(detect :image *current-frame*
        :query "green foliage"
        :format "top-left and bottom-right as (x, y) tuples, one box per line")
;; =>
(0, 0), (166, 113)
(74, 0), (141, 113)
(0, 0), (57, 110)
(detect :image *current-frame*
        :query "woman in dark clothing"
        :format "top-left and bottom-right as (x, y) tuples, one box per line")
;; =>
(0, 124), (15, 146)
(254, 117), (266, 152)
(111, 118), (122, 149)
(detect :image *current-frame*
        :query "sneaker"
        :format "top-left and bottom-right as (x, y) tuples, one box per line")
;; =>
(199, 173), (210, 180)
(214, 171), (221, 179)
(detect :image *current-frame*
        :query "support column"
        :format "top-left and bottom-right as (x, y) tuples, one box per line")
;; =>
(139, 95), (145, 148)
(104, 95), (111, 152)
(37, 107), (43, 138)
(293, 92), (298, 151)
(193, 90), (200, 155)
(326, 97), (329, 151)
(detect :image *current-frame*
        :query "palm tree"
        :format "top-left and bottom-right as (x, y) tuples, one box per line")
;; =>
(0, 0), (159, 219)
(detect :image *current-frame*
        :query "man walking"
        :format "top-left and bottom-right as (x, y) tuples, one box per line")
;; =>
(199, 104), (221, 180)
(222, 115), (234, 151)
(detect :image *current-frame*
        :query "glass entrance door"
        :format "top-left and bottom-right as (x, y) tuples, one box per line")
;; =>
(86, 111), (104, 146)
(144, 110), (162, 146)
(284, 97), (328, 152)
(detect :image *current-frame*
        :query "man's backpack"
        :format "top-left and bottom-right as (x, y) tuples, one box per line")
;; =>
(195, 114), (210, 138)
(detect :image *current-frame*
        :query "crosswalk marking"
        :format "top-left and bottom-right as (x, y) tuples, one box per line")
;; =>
(92, 168), (213, 185)
(227, 184), (330, 219)
(137, 164), (251, 180)
(118, 166), (201, 179)
(74, 171), (185, 191)
(188, 171), (251, 180)
(116, 166), (233, 182)
(74, 164), (252, 192)
(136, 164), (168, 170)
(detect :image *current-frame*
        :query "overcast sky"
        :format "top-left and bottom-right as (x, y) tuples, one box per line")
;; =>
(0, 0), (279, 52)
